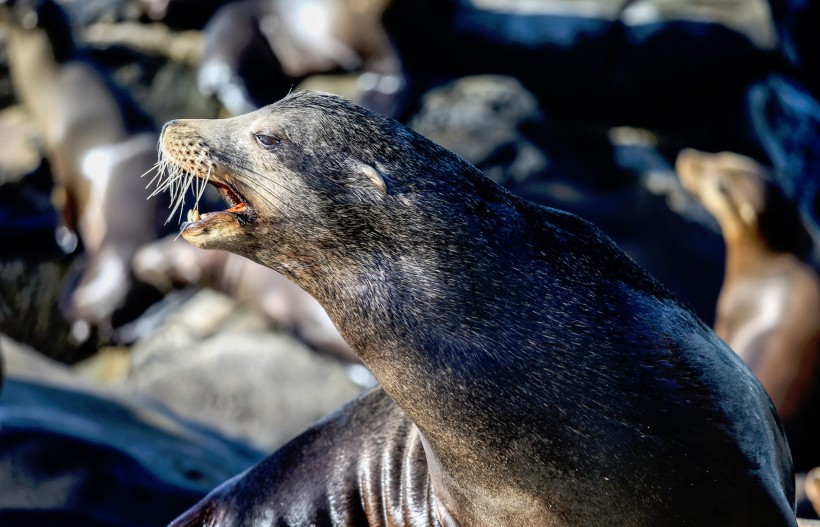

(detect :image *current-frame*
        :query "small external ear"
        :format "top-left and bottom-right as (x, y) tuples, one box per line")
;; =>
(354, 161), (387, 193)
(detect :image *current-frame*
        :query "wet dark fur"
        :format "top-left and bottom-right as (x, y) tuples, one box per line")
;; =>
(163, 91), (796, 526)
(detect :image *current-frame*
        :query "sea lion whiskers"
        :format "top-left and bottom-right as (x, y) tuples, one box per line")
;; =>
(187, 164), (213, 223)
(143, 159), (183, 216)
(195, 162), (213, 207)
(139, 159), (165, 188)
(150, 157), (190, 224)
(167, 167), (193, 224)
(145, 158), (177, 198)
(140, 136), (167, 188)
(186, 158), (202, 216)
(148, 144), (215, 225)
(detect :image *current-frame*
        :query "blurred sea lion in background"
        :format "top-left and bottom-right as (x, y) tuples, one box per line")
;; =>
(132, 236), (356, 361)
(0, 0), (163, 336)
(805, 467), (820, 519)
(676, 148), (820, 472)
(197, 0), (399, 115)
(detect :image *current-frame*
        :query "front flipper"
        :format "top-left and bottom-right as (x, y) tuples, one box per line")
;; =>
(169, 387), (441, 527)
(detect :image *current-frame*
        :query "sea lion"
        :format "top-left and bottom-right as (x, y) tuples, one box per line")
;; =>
(676, 148), (820, 472)
(0, 0), (163, 332)
(154, 91), (796, 526)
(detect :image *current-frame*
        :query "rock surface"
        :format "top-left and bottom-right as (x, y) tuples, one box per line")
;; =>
(123, 288), (365, 450)
(0, 335), (263, 527)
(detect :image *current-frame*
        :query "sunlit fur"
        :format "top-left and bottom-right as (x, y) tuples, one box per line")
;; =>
(158, 91), (796, 527)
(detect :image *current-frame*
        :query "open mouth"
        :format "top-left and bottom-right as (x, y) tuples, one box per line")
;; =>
(145, 147), (255, 233)
(183, 178), (254, 227)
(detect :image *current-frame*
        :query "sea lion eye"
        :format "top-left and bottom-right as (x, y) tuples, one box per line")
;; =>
(255, 133), (281, 149)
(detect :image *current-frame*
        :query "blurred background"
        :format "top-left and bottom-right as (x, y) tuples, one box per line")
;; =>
(0, 0), (818, 525)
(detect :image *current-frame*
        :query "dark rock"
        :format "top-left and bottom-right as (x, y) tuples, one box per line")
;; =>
(747, 75), (820, 267)
(409, 75), (548, 186)
(0, 254), (99, 364)
(136, 0), (237, 30)
(0, 336), (263, 527)
(384, 0), (775, 154)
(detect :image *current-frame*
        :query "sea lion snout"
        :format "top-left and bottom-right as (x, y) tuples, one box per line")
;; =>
(160, 123), (216, 176)
(155, 118), (256, 252)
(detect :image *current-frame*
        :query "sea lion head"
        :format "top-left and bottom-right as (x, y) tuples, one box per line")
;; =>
(675, 148), (769, 232)
(675, 148), (811, 254)
(156, 90), (490, 293)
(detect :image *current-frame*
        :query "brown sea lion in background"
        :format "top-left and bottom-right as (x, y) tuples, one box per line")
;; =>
(0, 0), (162, 334)
(154, 91), (794, 526)
(806, 467), (820, 519)
(676, 148), (820, 472)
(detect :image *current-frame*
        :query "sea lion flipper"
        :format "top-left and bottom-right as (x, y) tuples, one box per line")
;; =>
(168, 387), (439, 527)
